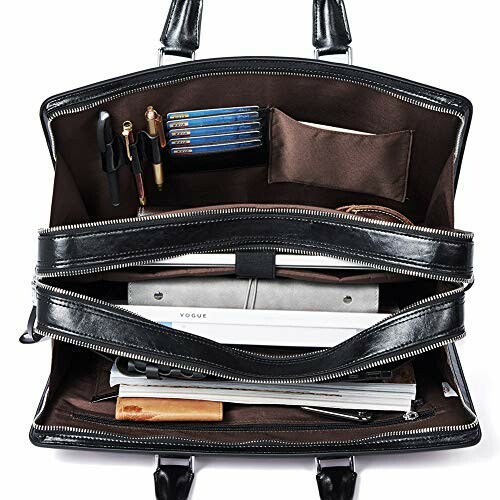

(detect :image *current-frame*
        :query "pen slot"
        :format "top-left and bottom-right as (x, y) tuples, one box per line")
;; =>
(268, 108), (413, 203)
(136, 131), (162, 165)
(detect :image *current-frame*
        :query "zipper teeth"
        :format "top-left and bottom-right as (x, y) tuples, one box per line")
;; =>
(45, 68), (465, 161)
(31, 418), (478, 447)
(38, 205), (473, 239)
(33, 326), (465, 383)
(34, 280), (465, 383)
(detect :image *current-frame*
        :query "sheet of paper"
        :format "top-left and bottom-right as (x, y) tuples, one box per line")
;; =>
(120, 305), (389, 347)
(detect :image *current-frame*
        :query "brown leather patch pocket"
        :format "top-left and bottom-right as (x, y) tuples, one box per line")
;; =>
(268, 108), (413, 202)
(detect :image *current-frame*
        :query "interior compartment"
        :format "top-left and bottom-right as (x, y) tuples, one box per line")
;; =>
(268, 108), (412, 202)
(39, 68), (472, 449)
(48, 73), (461, 228)
(35, 342), (475, 445)
(46, 267), (436, 315)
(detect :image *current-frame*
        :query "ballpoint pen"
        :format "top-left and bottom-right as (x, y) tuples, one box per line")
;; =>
(145, 106), (166, 191)
(97, 111), (120, 207)
(122, 121), (146, 206)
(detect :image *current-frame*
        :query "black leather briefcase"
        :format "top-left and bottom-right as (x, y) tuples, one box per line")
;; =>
(23, 1), (479, 498)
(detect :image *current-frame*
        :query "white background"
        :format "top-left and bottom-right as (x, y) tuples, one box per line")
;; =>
(1, 0), (499, 498)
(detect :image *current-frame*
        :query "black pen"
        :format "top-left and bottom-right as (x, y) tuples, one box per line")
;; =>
(97, 111), (120, 207)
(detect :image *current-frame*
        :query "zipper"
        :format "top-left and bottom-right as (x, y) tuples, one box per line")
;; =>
(32, 416), (478, 449)
(37, 206), (473, 283)
(71, 409), (434, 432)
(44, 67), (466, 162)
(34, 279), (466, 384)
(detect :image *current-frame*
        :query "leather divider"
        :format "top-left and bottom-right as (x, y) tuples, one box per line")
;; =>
(34, 281), (465, 382)
(37, 209), (474, 282)
(268, 108), (413, 202)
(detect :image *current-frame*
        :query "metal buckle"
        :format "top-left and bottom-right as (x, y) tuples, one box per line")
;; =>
(158, 47), (196, 67)
(314, 46), (353, 65)
(316, 456), (356, 474)
(155, 455), (195, 472)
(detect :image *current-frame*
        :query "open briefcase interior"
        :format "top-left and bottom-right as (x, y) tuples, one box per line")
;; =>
(25, 1), (479, 498)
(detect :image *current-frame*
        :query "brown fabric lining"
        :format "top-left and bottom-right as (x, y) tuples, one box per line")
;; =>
(49, 74), (459, 227)
(268, 108), (412, 202)
(37, 344), (473, 445)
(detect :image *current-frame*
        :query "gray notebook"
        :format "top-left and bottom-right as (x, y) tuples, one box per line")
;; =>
(128, 277), (379, 313)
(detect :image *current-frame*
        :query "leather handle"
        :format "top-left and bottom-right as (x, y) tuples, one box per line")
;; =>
(317, 467), (357, 500)
(154, 457), (194, 500)
(159, 0), (352, 58)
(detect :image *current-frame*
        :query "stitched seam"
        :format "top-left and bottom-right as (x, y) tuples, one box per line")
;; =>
(313, 0), (319, 41)
(43, 215), (467, 243)
(194, 0), (201, 47)
(36, 426), (473, 449)
(163, 0), (179, 42)
(37, 295), (462, 369)
(43, 234), (470, 272)
(40, 217), (471, 270)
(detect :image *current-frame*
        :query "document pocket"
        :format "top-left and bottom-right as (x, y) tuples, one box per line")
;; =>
(268, 108), (413, 202)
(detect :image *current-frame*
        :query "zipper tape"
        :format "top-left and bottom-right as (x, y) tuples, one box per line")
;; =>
(34, 279), (466, 384)
(37, 207), (474, 282)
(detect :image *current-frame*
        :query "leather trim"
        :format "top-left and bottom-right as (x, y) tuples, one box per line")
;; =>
(160, 0), (203, 57)
(317, 466), (357, 500)
(30, 423), (481, 455)
(313, 0), (352, 56)
(37, 210), (474, 281)
(34, 282), (465, 382)
(154, 462), (194, 500)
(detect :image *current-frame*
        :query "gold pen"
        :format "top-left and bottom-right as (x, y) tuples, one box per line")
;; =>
(145, 106), (166, 191)
(122, 120), (134, 161)
(122, 121), (146, 206)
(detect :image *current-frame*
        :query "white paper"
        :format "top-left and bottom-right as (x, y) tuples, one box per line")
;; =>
(120, 305), (389, 347)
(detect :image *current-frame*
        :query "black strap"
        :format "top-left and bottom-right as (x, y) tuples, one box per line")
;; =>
(159, 0), (352, 58)
(235, 251), (276, 279)
(35, 281), (465, 382)
(154, 459), (194, 500)
(37, 210), (474, 283)
(317, 467), (357, 500)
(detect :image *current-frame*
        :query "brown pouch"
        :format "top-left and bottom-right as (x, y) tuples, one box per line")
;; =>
(268, 108), (413, 202)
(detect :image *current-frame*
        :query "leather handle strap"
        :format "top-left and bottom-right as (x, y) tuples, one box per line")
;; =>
(154, 457), (194, 500)
(160, 0), (352, 58)
(317, 467), (357, 500)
